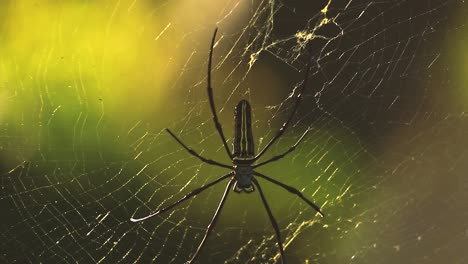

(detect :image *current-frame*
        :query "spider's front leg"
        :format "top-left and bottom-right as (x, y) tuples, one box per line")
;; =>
(188, 178), (235, 263)
(252, 178), (286, 263)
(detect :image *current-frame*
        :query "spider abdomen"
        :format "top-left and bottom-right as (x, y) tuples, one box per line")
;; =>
(233, 100), (255, 159)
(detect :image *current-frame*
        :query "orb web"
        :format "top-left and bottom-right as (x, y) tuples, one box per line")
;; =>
(0, 0), (466, 263)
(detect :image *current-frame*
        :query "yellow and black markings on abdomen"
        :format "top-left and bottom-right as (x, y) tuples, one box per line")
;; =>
(233, 100), (254, 158)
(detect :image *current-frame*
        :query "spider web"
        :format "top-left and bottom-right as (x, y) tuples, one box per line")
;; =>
(1, 0), (467, 263)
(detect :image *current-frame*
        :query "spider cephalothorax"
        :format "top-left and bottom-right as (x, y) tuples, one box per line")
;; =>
(131, 28), (324, 264)
(233, 164), (254, 192)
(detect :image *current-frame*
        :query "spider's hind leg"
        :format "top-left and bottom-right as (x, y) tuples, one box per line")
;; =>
(253, 171), (324, 217)
(130, 172), (233, 222)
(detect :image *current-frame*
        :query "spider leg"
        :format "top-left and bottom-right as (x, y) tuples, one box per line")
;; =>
(207, 28), (233, 159)
(189, 178), (235, 263)
(130, 172), (233, 222)
(252, 178), (286, 264)
(166, 129), (232, 170)
(254, 53), (312, 162)
(253, 129), (309, 168)
(254, 171), (324, 217)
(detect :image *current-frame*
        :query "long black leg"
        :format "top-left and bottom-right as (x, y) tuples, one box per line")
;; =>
(254, 172), (324, 217)
(253, 129), (309, 168)
(254, 54), (312, 161)
(130, 172), (233, 222)
(189, 178), (235, 263)
(207, 28), (233, 159)
(166, 129), (232, 170)
(252, 178), (286, 264)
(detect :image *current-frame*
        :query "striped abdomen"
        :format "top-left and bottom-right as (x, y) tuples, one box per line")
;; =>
(233, 100), (255, 159)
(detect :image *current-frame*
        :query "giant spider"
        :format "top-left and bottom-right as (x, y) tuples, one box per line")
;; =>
(131, 28), (324, 264)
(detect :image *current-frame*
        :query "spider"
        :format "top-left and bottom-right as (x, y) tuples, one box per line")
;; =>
(130, 28), (324, 264)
